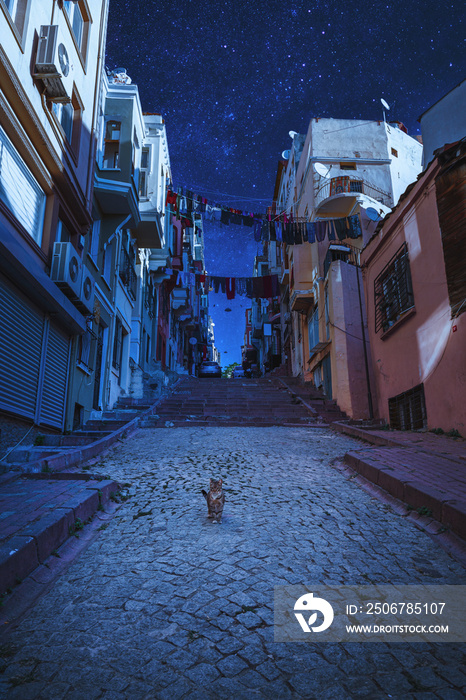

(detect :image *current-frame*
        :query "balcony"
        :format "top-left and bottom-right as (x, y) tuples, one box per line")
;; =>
(280, 268), (290, 285)
(119, 246), (137, 300)
(315, 176), (392, 217)
(324, 244), (361, 278)
(290, 289), (314, 313)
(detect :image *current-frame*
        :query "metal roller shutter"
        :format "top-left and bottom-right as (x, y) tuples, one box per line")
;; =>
(0, 275), (44, 419)
(38, 323), (70, 429)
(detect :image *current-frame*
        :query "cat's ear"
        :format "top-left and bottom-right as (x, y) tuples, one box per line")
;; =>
(218, 478), (223, 487)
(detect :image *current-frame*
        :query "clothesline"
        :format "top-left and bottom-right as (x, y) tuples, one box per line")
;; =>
(163, 269), (280, 300)
(166, 187), (363, 244)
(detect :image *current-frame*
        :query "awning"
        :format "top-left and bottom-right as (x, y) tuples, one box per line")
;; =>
(291, 289), (314, 312)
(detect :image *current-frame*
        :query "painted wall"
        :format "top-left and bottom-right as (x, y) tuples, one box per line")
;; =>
(362, 160), (466, 434)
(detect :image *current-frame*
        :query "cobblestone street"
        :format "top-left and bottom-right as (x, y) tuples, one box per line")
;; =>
(1, 426), (466, 699)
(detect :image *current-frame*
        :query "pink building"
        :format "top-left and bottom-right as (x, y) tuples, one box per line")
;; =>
(361, 140), (466, 433)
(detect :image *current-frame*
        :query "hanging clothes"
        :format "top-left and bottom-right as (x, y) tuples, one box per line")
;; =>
(230, 212), (242, 226)
(334, 218), (348, 241)
(253, 277), (265, 298)
(306, 222), (316, 243)
(271, 274), (279, 297)
(263, 275), (273, 298)
(243, 214), (254, 227)
(213, 277), (221, 293)
(253, 220), (262, 242)
(220, 208), (230, 225)
(220, 278), (226, 294)
(226, 277), (236, 300)
(348, 214), (362, 239)
(327, 221), (336, 241)
(261, 221), (270, 242)
(315, 221), (326, 242)
(245, 278), (254, 298)
(275, 221), (283, 242)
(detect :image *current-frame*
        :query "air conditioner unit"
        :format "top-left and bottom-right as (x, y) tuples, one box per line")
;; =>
(51, 242), (82, 300)
(34, 25), (73, 102)
(76, 269), (95, 315)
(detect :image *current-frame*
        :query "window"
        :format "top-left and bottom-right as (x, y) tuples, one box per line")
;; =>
(119, 237), (137, 300)
(88, 220), (100, 265)
(138, 146), (150, 198)
(389, 384), (426, 430)
(374, 243), (414, 333)
(340, 162), (356, 170)
(308, 304), (319, 351)
(349, 180), (363, 193)
(63, 0), (90, 61)
(0, 124), (45, 245)
(112, 316), (123, 371)
(391, 148), (398, 157)
(51, 88), (83, 155)
(102, 120), (121, 169)
(52, 102), (73, 142)
(1, 0), (29, 41)
(102, 241), (112, 285)
(77, 321), (93, 370)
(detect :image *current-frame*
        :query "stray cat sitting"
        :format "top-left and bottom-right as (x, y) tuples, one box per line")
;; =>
(202, 478), (225, 524)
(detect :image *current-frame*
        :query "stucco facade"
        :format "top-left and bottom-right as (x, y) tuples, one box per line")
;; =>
(361, 142), (466, 433)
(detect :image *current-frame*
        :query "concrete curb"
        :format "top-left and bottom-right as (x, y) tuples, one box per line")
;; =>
(336, 423), (466, 542)
(0, 476), (120, 595)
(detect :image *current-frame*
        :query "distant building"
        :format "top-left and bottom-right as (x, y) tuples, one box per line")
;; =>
(275, 117), (423, 418)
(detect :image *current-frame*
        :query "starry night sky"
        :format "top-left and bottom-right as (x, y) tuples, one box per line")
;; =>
(105, 0), (465, 364)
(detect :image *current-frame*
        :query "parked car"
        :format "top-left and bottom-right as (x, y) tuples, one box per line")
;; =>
(198, 361), (222, 378)
(231, 367), (245, 379)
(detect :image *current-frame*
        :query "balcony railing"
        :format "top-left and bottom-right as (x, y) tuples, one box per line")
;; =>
(324, 243), (361, 278)
(316, 176), (392, 209)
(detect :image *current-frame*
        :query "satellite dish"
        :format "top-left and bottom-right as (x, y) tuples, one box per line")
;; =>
(381, 99), (390, 110)
(365, 207), (381, 221)
(281, 149), (291, 160)
(289, 130), (298, 139)
(314, 162), (330, 178)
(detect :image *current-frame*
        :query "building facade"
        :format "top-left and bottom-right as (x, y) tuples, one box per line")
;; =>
(0, 0), (109, 432)
(361, 139), (466, 433)
(274, 117), (423, 418)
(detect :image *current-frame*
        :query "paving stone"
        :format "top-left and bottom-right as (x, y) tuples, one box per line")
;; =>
(1, 426), (465, 698)
(216, 654), (250, 677)
(185, 662), (220, 685)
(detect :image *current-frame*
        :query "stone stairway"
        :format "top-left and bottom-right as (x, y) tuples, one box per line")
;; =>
(141, 377), (324, 428)
(0, 396), (165, 473)
(275, 376), (348, 424)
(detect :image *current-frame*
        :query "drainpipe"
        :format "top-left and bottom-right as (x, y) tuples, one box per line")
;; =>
(356, 266), (374, 419)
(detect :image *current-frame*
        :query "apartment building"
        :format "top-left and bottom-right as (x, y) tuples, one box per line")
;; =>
(275, 117), (423, 418)
(0, 0), (109, 431)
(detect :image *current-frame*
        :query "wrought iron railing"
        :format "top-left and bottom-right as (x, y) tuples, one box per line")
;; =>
(324, 243), (361, 278)
(315, 176), (392, 208)
(119, 245), (137, 300)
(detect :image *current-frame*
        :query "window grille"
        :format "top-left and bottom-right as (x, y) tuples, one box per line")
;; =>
(388, 384), (426, 430)
(374, 243), (414, 333)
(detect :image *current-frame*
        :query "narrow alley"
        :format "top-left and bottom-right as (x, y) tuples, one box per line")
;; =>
(1, 415), (465, 699)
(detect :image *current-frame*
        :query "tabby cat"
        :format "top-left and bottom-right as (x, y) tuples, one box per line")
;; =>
(202, 478), (225, 524)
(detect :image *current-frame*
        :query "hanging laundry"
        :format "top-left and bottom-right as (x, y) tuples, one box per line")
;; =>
(271, 274), (279, 297)
(253, 277), (265, 298)
(245, 278), (254, 298)
(294, 222), (303, 245)
(253, 220), (262, 242)
(165, 190), (177, 207)
(187, 190), (194, 214)
(275, 221), (283, 242)
(226, 277), (236, 300)
(213, 277), (221, 293)
(220, 278), (226, 294)
(243, 215), (254, 227)
(327, 220), (336, 241)
(315, 221), (326, 242)
(230, 212), (243, 226)
(334, 218), (348, 241)
(263, 275), (273, 298)
(220, 208), (231, 225)
(348, 214), (362, 238)
(306, 222), (316, 243)
(261, 221), (270, 242)
(236, 278), (247, 296)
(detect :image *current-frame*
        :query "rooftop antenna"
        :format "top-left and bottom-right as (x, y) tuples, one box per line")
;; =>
(381, 98), (390, 124)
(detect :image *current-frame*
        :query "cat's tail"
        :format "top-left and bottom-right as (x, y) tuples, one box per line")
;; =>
(201, 489), (207, 500)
